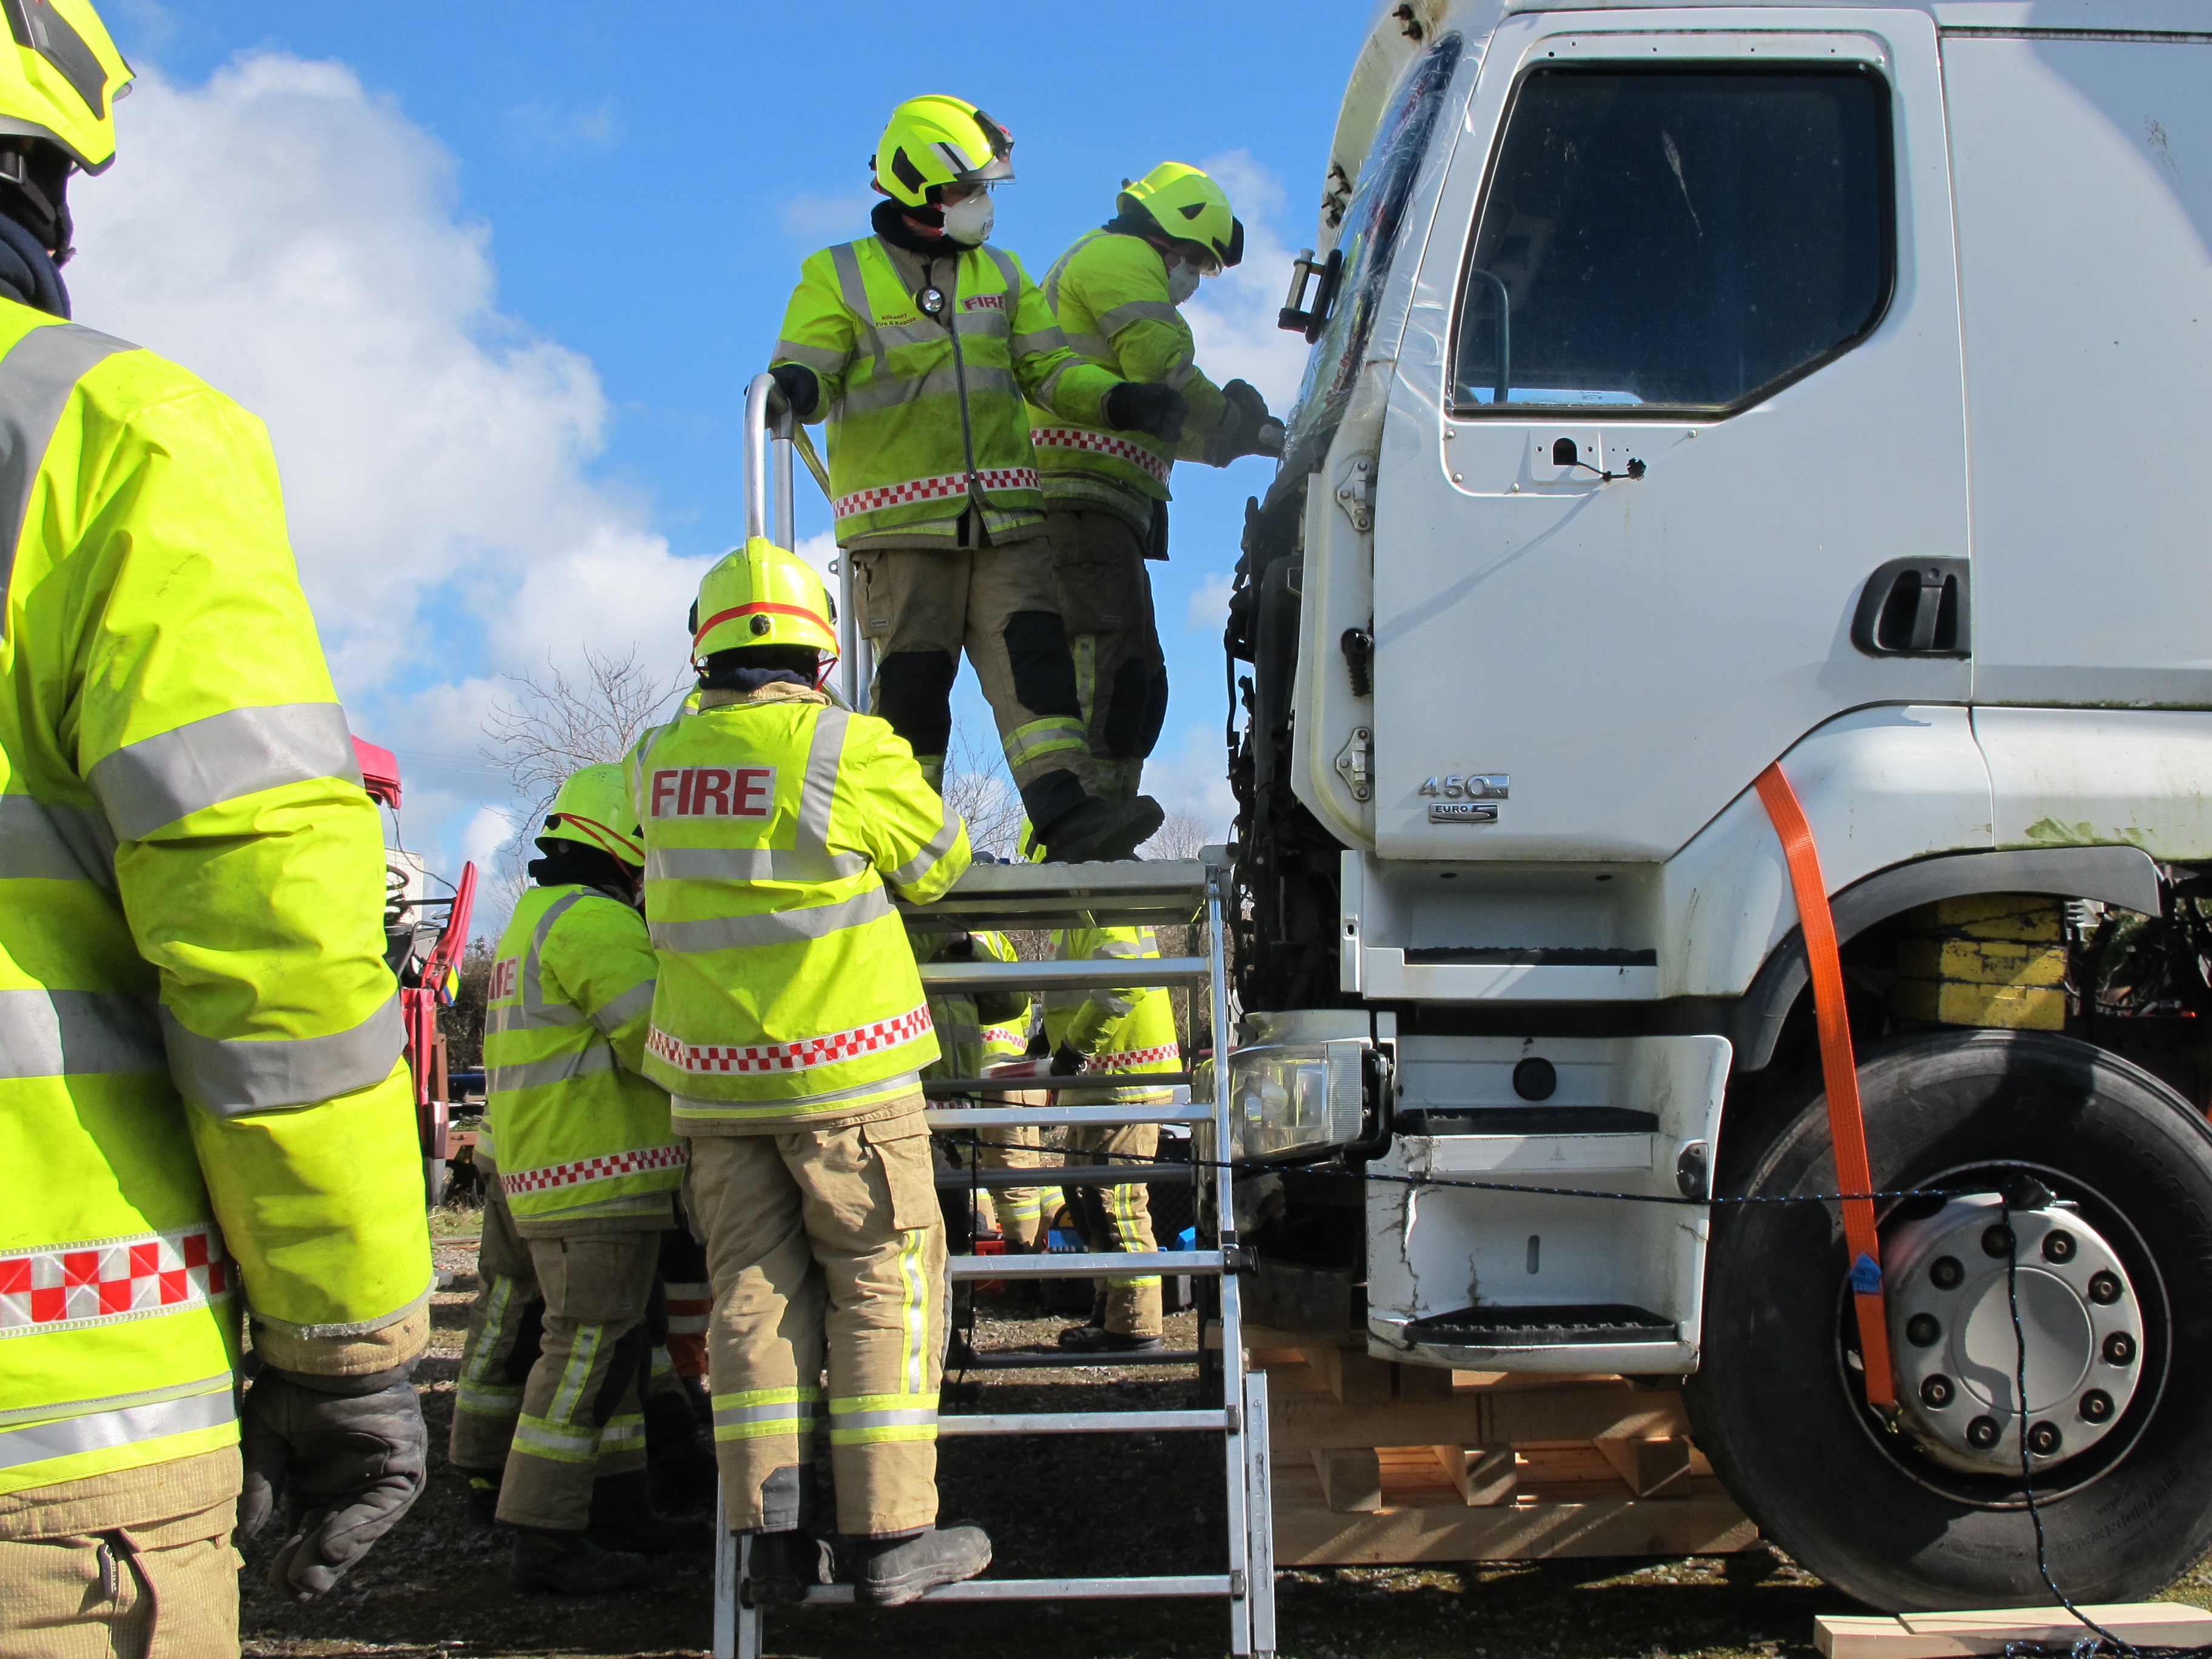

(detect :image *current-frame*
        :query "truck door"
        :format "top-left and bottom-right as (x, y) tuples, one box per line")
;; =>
(1366, 11), (1969, 861)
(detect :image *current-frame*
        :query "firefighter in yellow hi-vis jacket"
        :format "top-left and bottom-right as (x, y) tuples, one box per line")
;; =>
(1, 7), (432, 1650)
(914, 924), (1038, 1245)
(470, 765), (702, 1593)
(628, 538), (990, 1608)
(1022, 826), (1182, 1352)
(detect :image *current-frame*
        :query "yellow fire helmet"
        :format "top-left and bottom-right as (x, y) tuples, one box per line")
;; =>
(0, 0), (132, 173)
(542, 763), (646, 868)
(689, 535), (840, 674)
(1118, 161), (1244, 273)
(873, 93), (1014, 209)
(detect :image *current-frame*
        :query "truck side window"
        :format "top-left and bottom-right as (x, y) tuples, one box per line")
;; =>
(1453, 67), (1891, 414)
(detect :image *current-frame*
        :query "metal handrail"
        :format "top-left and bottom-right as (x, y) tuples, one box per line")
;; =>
(742, 370), (860, 706)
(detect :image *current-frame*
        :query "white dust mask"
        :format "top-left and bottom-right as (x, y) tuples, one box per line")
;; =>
(943, 190), (995, 246)
(1165, 258), (1202, 305)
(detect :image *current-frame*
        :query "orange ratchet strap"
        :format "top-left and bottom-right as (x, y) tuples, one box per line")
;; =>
(1754, 762), (1897, 1413)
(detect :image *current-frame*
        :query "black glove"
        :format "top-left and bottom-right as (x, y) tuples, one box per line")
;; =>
(1102, 380), (1187, 444)
(1050, 1042), (1087, 1078)
(769, 362), (819, 423)
(938, 932), (977, 962)
(239, 1367), (427, 1600)
(1204, 378), (1280, 466)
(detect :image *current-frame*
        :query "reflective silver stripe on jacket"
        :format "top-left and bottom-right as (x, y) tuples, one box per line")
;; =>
(488, 1042), (616, 1095)
(0, 793), (118, 886)
(1095, 298), (1183, 336)
(644, 846), (865, 885)
(0, 321), (133, 606)
(0, 987), (164, 1079)
(888, 802), (963, 891)
(794, 708), (848, 857)
(0, 1382), (234, 1472)
(87, 702), (363, 840)
(589, 978), (656, 1037)
(672, 1070), (921, 1114)
(651, 885), (891, 954)
(163, 992), (404, 1116)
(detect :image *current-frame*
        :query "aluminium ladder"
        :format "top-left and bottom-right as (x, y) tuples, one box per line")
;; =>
(709, 851), (1277, 1658)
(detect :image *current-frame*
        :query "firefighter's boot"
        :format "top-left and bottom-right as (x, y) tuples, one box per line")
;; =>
(509, 1527), (654, 1595)
(852, 1523), (994, 1607)
(587, 1470), (713, 1555)
(746, 1529), (834, 1607)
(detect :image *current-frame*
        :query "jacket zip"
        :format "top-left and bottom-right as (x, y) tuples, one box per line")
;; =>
(941, 252), (984, 542)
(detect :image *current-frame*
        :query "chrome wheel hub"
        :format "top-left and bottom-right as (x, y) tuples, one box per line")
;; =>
(1884, 1193), (2143, 1476)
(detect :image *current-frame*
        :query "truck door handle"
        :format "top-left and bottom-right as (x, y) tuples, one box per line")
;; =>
(1851, 557), (1970, 658)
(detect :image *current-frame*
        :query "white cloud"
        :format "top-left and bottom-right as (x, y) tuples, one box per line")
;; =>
(66, 53), (714, 866)
(1141, 721), (1236, 838)
(1180, 149), (1313, 415)
(777, 188), (876, 244)
(461, 802), (517, 868)
(1186, 569), (1235, 634)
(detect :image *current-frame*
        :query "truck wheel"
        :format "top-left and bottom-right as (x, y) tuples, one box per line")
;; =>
(1686, 1028), (2212, 1610)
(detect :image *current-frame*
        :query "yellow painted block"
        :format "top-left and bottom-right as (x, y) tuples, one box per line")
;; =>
(1912, 894), (2064, 942)
(1895, 939), (2067, 986)
(1895, 977), (2065, 1030)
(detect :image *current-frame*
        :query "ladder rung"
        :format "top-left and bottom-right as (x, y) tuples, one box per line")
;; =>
(956, 1348), (1203, 1370)
(921, 1071), (1199, 1094)
(934, 1165), (1197, 1190)
(924, 1104), (1207, 1128)
(779, 1574), (1236, 1605)
(939, 1409), (1230, 1435)
(920, 957), (1210, 992)
(946, 1250), (1220, 1279)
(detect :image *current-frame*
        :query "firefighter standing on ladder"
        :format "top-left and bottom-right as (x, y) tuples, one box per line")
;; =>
(0, 4), (432, 1648)
(767, 95), (1187, 864)
(628, 539), (989, 1607)
(1030, 162), (1282, 801)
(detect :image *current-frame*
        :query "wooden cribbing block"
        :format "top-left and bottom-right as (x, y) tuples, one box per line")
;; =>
(1595, 1435), (1692, 1496)
(1310, 1447), (1382, 1512)
(1270, 1382), (1686, 1455)
(1430, 1444), (1517, 1505)
(1301, 1346), (1455, 1404)
(1815, 1604), (2212, 1658)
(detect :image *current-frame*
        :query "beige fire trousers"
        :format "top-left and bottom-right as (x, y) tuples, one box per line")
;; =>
(1065, 1121), (1164, 1338)
(686, 1104), (945, 1538)
(449, 1176), (543, 1471)
(495, 1232), (659, 1532)
(1044, 507), (1167, 803)
(850, 543), (1101, 812)
(0, 1448), (239, 1659)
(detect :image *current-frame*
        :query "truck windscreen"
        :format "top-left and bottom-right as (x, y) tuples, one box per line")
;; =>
(1453, 65), (1892, 415)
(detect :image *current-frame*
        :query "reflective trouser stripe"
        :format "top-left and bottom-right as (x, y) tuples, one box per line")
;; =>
(1003, 715), (1088, 771)
(826, 1393), (939, 1445)
(548, 1324), (601, 1426)
(597, 1412), (646, 1458)
(896, 1225), (928, 1398)
(454, 1379), (524, 1420)
(711, 1387), (822, 1443)
(511, 1415), (600, 1464)
(1072, 634), (1098, 732)
(1107, 1180), (1160, 1288)
(0, 1383), (234, 1472)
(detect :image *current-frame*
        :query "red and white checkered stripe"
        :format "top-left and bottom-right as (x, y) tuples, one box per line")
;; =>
(501, 1143), (689, 1196)
(648, 1005), (934, 1074)
(1087, 1044), (1181, 1072)
(1030, 426), (1171, 486)
(831, 468), (1039, 521)
(0, 1225), (229, 1333)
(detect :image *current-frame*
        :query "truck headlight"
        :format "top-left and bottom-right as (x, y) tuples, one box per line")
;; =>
(1229, 1039), (1369, 1162)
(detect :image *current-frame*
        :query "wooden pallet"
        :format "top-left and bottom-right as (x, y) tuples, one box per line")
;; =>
(1245, 1327), (1758, 1566)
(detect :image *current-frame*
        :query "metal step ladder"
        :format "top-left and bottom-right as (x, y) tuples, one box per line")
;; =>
(710, 850), (1276, 1658)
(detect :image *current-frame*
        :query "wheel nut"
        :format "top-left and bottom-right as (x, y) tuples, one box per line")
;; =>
(1967, 1415), (2001, 1449)
(2028, 1421), (2063, 1456)
(1930, 1256), (1964, 1290)
(2080, 1390), (2114, 1424)
(1920, 1374), (1955, 1408)
(1906, 1313), (1942, 1348)
(2042, 1230), (2077, 1264)
(2088, 1271), (2123, 1305)
(2103, 1332), (2136, 1366)
(1982, 1224), (2016, 1259)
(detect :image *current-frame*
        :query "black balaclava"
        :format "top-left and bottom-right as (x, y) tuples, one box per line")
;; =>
(0, 142), (72, 317)
(698, 644), (820, 694)
(526, 839), (635, 900)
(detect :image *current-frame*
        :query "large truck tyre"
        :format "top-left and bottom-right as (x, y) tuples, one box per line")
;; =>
(1687, 1029), (2212, 1610)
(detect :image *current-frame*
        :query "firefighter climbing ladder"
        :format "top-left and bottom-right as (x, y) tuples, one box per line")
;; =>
(709, 376), (1276, 1657)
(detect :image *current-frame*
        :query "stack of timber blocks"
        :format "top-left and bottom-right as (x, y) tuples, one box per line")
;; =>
(1894, 894), (2067, 1030)
(1245, 1328), (1757, 1566)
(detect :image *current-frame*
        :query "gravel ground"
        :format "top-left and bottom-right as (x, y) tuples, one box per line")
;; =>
(234, 1210), (2212, 1659)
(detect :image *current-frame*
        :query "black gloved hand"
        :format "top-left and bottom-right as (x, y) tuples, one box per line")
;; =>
(939, 932), (978, 962)
(1103, 380), (1187, 444)
(1050, 1042), (1087, 1078)
(769, 362), (819, 423)
(1204, 378), (1278, 466)
(239, 1368), (427, 1600)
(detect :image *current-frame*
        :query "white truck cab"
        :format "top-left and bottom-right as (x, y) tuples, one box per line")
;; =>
(1228, 0), (2212, 1610)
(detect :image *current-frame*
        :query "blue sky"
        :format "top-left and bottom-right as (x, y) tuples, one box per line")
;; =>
(77, 1), (1373, 919)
